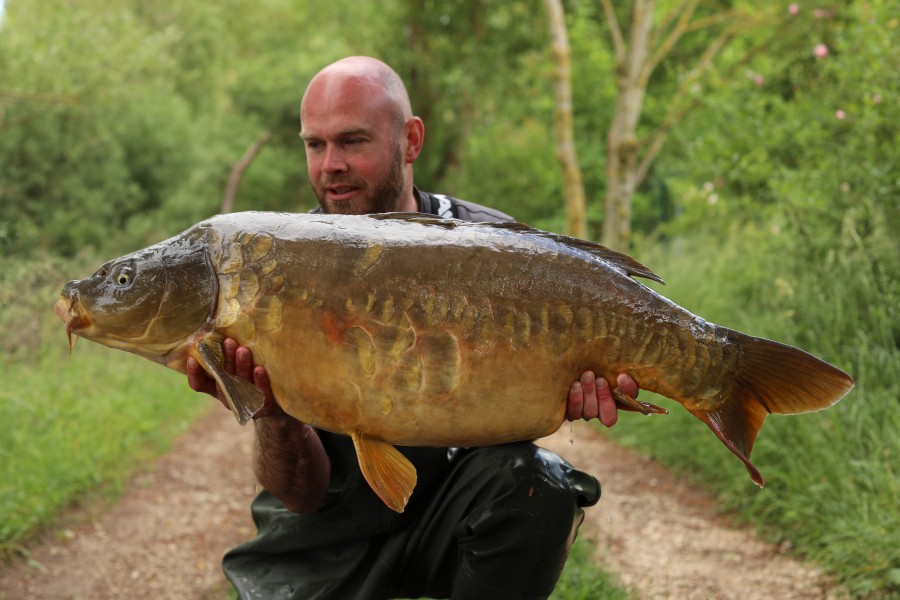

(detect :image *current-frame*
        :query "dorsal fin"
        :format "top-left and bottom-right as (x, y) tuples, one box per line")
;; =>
(365, 212), (665, 284)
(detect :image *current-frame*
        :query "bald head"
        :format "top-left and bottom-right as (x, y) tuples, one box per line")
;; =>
(302, 56), (412, 129)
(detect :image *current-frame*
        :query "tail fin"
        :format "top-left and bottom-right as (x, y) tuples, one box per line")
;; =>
(690, 329), (854, 487)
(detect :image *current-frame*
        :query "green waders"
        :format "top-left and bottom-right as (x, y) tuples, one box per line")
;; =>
(223, 434), (600, 600)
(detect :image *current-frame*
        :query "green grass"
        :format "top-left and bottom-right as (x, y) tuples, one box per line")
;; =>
(550, 536), (633, 600)
(602, 229), (900, 598)
(0, 334), (206, 554)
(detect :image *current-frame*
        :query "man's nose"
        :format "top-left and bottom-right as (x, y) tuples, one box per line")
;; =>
(322, 147), (348, 173)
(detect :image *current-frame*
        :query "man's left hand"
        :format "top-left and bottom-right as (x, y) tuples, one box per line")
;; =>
(567, 371), (638, 427)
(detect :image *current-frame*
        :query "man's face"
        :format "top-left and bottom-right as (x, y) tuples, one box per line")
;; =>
(300, 79), (408, 215)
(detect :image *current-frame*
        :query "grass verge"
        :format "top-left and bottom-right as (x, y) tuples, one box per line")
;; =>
(0, 339), (205, 556)
(551, 536), (633, 600)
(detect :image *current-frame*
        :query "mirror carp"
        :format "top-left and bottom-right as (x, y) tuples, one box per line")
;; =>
(55, 212), (854, 512)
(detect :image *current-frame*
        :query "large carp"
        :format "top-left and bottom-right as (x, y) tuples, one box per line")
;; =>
(55, 212), (853, 512)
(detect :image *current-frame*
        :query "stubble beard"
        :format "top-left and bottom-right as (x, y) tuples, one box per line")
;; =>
(314, 145), (406, 215)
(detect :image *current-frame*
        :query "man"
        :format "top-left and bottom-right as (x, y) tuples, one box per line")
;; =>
(187, 56), (639, 599)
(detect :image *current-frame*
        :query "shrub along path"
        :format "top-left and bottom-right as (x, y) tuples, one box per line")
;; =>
(0, 401), (845, 599)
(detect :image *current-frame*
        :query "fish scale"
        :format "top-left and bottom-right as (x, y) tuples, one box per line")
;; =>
(55, 211), (854, 513)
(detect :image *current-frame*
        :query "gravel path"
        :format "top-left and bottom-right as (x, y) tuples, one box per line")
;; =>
(0, 402), (846, 599)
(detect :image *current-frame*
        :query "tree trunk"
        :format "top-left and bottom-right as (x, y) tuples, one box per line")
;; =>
(544, 0), (587, 239)
(603, 0), (655, 251)
(221, 130), (271, 214)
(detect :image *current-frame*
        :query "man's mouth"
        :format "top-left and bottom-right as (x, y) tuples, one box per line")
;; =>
(325, 185), (360, 201)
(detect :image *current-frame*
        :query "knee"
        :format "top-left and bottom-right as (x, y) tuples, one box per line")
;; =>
(457, 443), (599, 538)
(481, 442), (599, 507)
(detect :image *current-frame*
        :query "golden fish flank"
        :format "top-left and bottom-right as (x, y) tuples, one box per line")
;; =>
(214, 230), (284, 340)
(55, 211), (854, 513)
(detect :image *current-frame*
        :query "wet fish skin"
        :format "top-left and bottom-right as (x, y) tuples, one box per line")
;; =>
(55, 211), (855, 512)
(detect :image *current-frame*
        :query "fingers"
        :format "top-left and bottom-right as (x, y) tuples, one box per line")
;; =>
(566, 371), (620, 427)
(186, 356), (216, 396)
(567, 371), (600, 422)
(596, 376), (618, 428)
(187, 338), (253, 412)
(223, 337), (239, 375)
(186, 356), (206, 392)
(616, 372), (639, 399)
(567, 380), (584, 421)
(251, 365), (287, 418)
(579, 371), (601, 420)
(234, 344), (254, 381)
(253, 365), (275, 403)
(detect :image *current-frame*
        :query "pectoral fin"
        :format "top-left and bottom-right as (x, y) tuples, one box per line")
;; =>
(192, 337), (265, 425)
(350, 430), (418, 513)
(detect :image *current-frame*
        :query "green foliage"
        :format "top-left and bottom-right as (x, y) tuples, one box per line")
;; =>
(0, 0), (364, 258)
(0, 1), (195, 255)
(0, 253), (77, 362)
(376, 1), (555, 195)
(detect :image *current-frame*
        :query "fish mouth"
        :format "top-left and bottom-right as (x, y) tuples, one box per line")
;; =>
(54, 296), (91, 352)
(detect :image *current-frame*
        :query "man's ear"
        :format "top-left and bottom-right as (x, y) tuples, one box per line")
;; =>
(404, 116), (425, 163)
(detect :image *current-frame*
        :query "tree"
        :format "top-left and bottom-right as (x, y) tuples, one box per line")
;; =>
(544, 0), (587, 238)
(599, 0), (778, 249)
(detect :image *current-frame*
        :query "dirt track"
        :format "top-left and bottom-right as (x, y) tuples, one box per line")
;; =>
(0, 401), (846, 599)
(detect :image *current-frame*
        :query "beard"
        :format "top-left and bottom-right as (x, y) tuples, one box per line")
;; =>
(313, 145), (406, 215)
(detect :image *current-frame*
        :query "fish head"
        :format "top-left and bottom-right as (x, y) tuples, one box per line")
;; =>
(54, 231), (217, 363)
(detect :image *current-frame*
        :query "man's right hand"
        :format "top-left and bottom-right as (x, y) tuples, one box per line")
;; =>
(186, 338), (285, 418)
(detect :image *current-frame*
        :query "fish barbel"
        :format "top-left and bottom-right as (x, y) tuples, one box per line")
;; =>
(54, 212), (854, 512)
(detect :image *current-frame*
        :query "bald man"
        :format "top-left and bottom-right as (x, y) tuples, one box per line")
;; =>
(188, 56), (639, 600)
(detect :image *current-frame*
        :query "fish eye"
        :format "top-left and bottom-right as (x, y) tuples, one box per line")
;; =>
(114, 267), (134, 286)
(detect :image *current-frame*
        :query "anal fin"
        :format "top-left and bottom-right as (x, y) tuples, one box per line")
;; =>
(350, 430), (418, 513)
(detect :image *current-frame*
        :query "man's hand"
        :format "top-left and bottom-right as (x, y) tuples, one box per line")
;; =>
(186, 338), (284, 418)
(566, 371), (638, 427)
